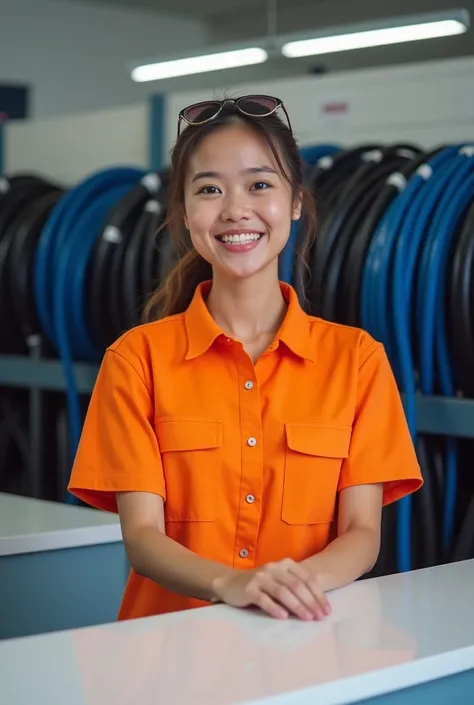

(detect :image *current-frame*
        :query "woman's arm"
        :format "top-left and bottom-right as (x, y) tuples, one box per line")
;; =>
(117, 491), (235, 603)
(117, 491), (330, 620)
(300, 484), (383, 592)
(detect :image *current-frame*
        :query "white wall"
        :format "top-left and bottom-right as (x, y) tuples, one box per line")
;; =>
(164, 56), (474, 158)
(5, 103), (148, 184)
(5, 55), (474, 185)
(0, 0), (208, 118)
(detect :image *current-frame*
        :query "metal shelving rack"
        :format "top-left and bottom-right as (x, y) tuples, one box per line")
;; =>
(414, 395), (474, 438)
(0, 352), (99, 499)
(0, 354), (98, 394)
(1, 353), (474, 439)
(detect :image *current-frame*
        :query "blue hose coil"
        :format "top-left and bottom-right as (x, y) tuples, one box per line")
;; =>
(418, 150), (474, 553)
(359, 145), (469, 571)
(33, 166), (146, 502)
(389, 147), (471, 568)
(391, 148), (457, 571)
(34, 167), (145, 343)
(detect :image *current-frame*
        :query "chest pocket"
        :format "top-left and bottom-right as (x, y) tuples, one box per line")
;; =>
(156, 418), (223, 522)
(282, 423), (351, 525)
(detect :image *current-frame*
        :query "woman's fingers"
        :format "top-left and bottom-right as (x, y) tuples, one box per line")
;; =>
(255, 591), (290, 620)
(260, 573), (314, 621)
(246, 581), (289, 620)
(254, 561), (331, 621)
(286, 563), (332, 618)
(227, 559), (331, 621)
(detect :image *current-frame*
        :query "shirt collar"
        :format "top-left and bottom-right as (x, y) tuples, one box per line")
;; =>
(184, 280), (314, 362)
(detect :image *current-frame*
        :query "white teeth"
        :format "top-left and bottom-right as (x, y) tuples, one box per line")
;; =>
(219, 232), (262, 244)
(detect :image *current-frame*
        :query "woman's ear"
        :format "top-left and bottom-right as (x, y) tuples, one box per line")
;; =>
(292, 192), (303, 221)
(183, 211), (189, 230)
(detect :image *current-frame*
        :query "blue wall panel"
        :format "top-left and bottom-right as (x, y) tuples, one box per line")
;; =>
(359, 668), (474, 704)
(149, 94), (165, 171)
(0, 542), (128, 640)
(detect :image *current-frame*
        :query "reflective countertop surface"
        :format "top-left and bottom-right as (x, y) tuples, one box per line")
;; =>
(1, 559), (473, 705)
(0, 492), (121, 556)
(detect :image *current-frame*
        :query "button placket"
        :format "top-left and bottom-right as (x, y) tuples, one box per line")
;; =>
(234, 360), (263, 569)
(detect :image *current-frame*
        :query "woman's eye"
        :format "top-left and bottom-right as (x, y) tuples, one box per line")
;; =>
(252, 181), (271, 191)
(198, 185), (220, 195)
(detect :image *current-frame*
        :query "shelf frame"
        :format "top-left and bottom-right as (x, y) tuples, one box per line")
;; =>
(2, 355), (474, 438)
(0, 355), (98, 395)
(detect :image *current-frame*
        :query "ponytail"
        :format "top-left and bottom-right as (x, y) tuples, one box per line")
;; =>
(142, 247), (212, 322)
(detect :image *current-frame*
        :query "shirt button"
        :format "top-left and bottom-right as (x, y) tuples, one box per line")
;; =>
(246, 494), (255, 504)
(244, 380), (254, 390)
(247, 437), (257, 447)
(239, 548), (249, 558)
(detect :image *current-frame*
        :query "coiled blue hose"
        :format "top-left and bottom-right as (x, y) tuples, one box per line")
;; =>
(389, 147), (469, 569)
(361, 181), (408, 376)
(33, 166), (146, 502)
(299, 144), (341, 169)
(390, 150), (457, 430)
(361, 167), (423, 572)
(362, 148), (457, 370)
(360, 146), (467, 571)
(416, 148), (474, 554)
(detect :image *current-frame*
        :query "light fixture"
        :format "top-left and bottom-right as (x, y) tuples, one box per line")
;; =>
(282, 12), (469, 58)
(131, 47), (268, 83)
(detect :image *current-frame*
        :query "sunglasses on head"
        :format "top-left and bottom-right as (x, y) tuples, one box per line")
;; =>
(177, 95), (292, 138)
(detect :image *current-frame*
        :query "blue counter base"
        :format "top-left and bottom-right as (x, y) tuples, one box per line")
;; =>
(359, 667), (474, 704)
(0, 542), (128, 640)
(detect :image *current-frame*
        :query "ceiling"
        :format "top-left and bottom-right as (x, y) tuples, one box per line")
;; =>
(74, 0), (474, 82)
(76, 0), (288, 17)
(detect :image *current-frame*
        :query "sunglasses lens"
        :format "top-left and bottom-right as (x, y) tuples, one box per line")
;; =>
(238, 95), (279, 115)
(183, 101), (222, 123)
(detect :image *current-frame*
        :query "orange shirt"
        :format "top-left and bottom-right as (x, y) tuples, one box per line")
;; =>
(68, 280), (423, 620)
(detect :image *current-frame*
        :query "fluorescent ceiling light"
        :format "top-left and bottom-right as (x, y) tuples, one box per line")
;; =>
(131, 47), (268, 82)
(282, 19), (468, 58)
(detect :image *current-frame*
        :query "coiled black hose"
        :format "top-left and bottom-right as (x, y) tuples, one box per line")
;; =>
(0, 176), (64, 352)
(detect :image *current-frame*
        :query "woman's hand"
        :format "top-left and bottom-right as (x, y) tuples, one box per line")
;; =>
(212, 558), (331, 621)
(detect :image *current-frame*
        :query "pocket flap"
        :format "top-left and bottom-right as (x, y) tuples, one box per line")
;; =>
(156, 419), (223, 452)
(285, 423), (351, 458)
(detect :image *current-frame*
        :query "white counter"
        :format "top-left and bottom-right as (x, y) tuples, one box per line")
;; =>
(0, 492), (122, 556)
(1, 559), (473, 705)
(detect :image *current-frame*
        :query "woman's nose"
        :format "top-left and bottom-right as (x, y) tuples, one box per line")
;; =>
(221, 193), (251, 221)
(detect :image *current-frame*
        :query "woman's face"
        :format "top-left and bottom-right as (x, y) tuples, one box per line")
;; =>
(183, 123), (301, 281)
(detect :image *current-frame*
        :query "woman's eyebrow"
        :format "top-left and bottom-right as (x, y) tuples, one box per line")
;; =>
(192, 166), (277, 183)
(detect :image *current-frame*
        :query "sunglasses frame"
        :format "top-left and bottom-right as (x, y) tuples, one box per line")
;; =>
(177, 95), (292, 138)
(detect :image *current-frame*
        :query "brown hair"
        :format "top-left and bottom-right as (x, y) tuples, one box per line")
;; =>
(142, 99), (317, 321)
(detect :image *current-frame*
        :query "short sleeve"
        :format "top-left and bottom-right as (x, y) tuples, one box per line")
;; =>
(68, 349), (165, 513)
(338, 342), (423, 505)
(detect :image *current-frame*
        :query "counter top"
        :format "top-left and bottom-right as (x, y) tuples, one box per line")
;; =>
(1, 559), (473, 705)
(0, 492), (122, 556)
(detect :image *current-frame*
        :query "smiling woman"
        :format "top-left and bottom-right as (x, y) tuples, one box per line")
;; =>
(68, 95), (423, 625)
(144, 95), (314, 321)
(182, 122), (302, 287)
